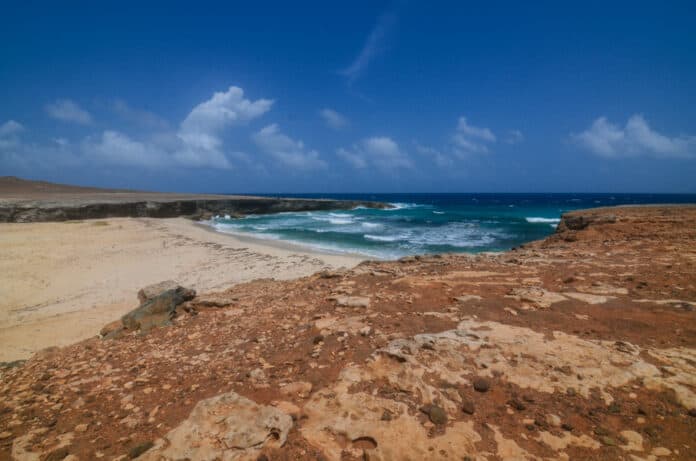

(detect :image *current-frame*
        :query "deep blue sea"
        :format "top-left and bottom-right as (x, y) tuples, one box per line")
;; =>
(208, 193), (696, 259)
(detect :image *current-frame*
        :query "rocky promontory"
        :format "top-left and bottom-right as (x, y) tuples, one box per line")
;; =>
(1, 205), (695, 460)
(0, 177), (389, 222)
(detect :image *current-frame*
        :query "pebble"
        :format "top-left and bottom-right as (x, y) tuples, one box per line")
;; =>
(508, 398), (525, 411)
(129, 441), (154, 458)
(546, 414), (562, 427)
(473, 377), (490, 392)
(75, 423), (89, 433)
(44, 447), (70, 461)
(0, 431), (12, 439)
(425, 405), (448, 425)
(461, 399), (475, 415)
(601, 436), (616, 446)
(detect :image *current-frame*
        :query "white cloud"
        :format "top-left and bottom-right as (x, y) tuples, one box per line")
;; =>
(252, 124), (326, 170)
(179, 86), (272, 151)
(340, 12), (397, 83)
(338, 136), (411, 170)
(0, 120), (24, 137)
(85, 130), (168, 168)
(452, 116), (496, 154)
(505, 129), (524, 144)
(111, 99), (169, 130)
(45, 99), (93, 125)
(573, 114), (696, 158)
(0, 120), (25, 151)
(319, 108), (349, 130)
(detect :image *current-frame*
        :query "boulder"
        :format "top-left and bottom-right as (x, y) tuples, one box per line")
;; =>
(137, 280), (180, 304)
(121, 286), (195, 334)
(138, 391), (292, 460)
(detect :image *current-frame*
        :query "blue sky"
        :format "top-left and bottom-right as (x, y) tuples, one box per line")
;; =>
(1, 1), (695, 193)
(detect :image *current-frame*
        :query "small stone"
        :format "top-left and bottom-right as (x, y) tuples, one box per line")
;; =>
(280, 381), (313, 398)
(0, 431), (12, 439)
(601, 436), (616, 446)
(461, 399), (475, 415)
(566, 387), (576, 397)
(424, 405), (448, 425)
(44, 447), (70, 461)
(508, 398), (525, 411)
(546, 414), (561, 427)
(75, 423), (88, 433)
(129, 441), (154, 459)
(381, 409), (393, 421)
(688, 408), (696, 417)
(359, 326), (372, 337)
(312, 335), (324, 345)
(594, 427), (610, 436)
(561, 422), (574, 431)
(473, 377), (490, 392)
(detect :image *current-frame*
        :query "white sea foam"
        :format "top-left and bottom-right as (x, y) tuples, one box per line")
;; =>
(386, 202), (420, 210)
(433, 211), (445, 215)
(525, 217), (561, 224)
(364, 234), (404, 242)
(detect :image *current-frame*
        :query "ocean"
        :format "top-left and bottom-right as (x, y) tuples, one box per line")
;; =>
(208, 193), (696, 259)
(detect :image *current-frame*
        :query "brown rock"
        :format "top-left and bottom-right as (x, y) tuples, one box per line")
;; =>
(461, 399), (475, 415)
(473, 377), (490, 392)
(426, 405), (448, 425)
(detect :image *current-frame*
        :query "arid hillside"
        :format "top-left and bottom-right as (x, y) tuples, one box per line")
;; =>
(1, 205), (695, 460)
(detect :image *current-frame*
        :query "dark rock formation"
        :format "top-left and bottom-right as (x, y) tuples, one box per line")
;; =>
(102, 284), (196, 339)
(0, 177), (390, 223)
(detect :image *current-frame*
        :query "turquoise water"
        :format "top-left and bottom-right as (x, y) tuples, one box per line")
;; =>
(208, 193), (696, 259)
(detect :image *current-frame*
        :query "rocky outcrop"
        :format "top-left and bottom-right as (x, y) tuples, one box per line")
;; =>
(138, 391), (293, 460)
(557, 210), (617, 232)
(102, 283), (196, 338)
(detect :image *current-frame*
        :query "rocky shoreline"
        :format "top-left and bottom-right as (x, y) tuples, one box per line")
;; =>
(1, 205), (695, 460)
(0, 177), (389, 223)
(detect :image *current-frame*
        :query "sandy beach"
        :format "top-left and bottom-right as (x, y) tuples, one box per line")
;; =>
(0, 217), (364, 362)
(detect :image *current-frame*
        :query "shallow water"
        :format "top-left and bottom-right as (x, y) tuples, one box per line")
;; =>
(209, 193), (696, 259)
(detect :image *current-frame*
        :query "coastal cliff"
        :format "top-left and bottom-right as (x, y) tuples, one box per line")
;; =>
(0, 177), (389, 222)
(1, 205), (695, 460)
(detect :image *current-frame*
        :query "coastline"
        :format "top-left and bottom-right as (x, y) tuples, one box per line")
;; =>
(0, 217), (366, 362)
(193, 219), (376, 260)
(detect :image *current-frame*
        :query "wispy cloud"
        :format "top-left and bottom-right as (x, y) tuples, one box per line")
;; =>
(45, 99), (93, 125)
(452, 116), (496, 154)
(572, 114), (696, 158)
(340, 12), (397, 84)
(505, 129), (524, 145)
(319, 108), (349, 130)
(253, 124), (326, 170)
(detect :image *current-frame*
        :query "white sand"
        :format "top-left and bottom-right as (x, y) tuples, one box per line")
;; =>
(0, 217), (365, 361)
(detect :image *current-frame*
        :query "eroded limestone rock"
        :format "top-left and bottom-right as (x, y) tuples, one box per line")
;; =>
(139, 391), (292, 460)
